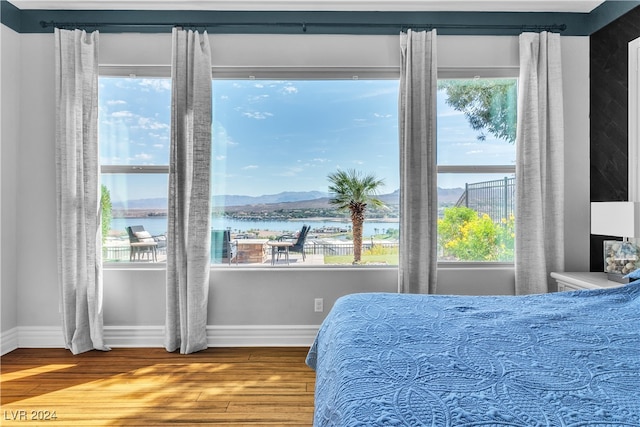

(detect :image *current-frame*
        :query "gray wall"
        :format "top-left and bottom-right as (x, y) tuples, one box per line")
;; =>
(0, 30), (590, 350)
(1, 24), (20, 349)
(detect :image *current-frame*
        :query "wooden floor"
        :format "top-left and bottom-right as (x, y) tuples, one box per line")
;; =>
(1, 347), (316, 426)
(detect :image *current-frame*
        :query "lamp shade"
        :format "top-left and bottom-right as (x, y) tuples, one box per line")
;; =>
(591, 202), (640, 237)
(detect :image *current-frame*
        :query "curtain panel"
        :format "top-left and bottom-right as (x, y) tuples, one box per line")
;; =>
(515, 32), (565, 295)
(398, 29), (438, 294)
(165, 29), (213, 354)
(54, 28), (109, 355)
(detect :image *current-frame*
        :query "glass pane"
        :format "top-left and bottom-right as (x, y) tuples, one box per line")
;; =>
(101, 173), (168, 263)
(437, 78), (517, 166)
(438, 173), (515, 262)
(99, 77), (171, 165)
(211, 79), (399, 266)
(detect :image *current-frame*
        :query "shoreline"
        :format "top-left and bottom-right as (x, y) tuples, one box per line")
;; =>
(112, 214), (400, 223)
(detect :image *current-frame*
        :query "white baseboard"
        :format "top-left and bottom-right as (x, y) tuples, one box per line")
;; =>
(1, 327), (19, 355)
(105, 326), (165, 347)
(1, 325), (320, 352)
(18, 326), (65, 348)
(207, 325), (319, 347)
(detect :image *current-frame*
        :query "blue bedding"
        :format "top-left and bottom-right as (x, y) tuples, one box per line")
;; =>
(306, 285), (640, 426)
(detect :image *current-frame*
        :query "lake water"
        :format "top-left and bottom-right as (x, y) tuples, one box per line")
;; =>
(111, 217), (399, 238)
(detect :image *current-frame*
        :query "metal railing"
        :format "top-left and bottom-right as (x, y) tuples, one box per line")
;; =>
(104, 240), (400, 262)
(455, 176), (515, 222)
(305, 240), (398, 256)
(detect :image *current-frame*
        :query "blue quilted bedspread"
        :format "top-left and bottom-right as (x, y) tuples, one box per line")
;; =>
(306, 284), (640, 426)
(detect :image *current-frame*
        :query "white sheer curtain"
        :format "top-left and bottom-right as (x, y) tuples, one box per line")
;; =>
(54, 28), (109, 355)
(515, 32), (565, 295)
(398, 29), (438, 294)
(165, 29), (213, 354)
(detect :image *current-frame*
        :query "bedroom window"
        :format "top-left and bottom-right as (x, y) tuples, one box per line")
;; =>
(437, 78), (517, 263)
(99, 76), (171, 263)
(211, 78), (400, 266)
(98, 73), (516, 266)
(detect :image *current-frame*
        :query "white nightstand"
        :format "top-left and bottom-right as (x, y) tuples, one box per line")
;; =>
(550, 272), (626, 292)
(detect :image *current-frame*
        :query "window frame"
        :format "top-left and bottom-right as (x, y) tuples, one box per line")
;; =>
(100, 67), (172, 268)
(99, 65), (519, 269)
(436, 67), (518, 266)
(210, 68), (401, 268)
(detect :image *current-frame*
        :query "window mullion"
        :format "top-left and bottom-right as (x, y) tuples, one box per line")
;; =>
(101, 165), (169, 174)
(437, 165), (515, 174)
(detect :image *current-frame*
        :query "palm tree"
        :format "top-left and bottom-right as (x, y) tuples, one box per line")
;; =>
(327, 169), (386, 264)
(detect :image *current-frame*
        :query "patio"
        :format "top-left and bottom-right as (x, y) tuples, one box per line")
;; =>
(103, 243), (324, 266)
(103, 237), (397, 266)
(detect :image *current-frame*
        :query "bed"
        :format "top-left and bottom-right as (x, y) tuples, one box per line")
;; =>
(306, 284), (640, 426)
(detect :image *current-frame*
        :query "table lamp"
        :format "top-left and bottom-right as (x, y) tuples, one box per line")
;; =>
(591, 202), (640, 282)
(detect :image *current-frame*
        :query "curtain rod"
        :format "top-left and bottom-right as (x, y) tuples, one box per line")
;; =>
(39, 20), (567, 33)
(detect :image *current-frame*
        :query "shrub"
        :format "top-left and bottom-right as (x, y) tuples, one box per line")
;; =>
(438, 207), (514, 262)
(101, 184), (112, 244)
(363, 244), (398, 256)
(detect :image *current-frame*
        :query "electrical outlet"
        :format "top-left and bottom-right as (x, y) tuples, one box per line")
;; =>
(314, 298), (324, 312)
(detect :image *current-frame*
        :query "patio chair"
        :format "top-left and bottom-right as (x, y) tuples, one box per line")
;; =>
(277, 225), (310, 262)
(126, 225), (166, 262)
(211, 229), (238, 265)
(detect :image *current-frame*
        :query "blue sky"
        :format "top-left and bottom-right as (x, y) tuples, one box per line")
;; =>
(99, 77), (515, 202)
(211, 79), (399, 197)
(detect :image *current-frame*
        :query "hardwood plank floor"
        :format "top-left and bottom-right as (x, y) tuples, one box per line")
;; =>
(1, 347), (316, 426)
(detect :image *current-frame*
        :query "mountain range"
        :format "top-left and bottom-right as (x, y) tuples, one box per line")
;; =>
(112, 188), (464, 210)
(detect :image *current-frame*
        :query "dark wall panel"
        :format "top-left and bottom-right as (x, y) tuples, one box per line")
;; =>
(589, 6), (640, 270)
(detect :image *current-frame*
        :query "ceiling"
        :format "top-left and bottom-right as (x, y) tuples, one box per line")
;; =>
(8, 0), (606, 12)
(5, 0), (630, 36)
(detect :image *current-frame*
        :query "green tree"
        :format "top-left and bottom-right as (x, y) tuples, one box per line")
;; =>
(101, 184), (112, 245)
(438, 79), (517, 143)
(327, 169), (386, 264)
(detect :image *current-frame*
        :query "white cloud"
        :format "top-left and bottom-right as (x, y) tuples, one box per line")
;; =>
(134, 153), (153, 161)
(248, 94), (270, 102)
(139, 79), (171, 93)
(242, 111), (273, 120)
(149, 132), (169, 141)
(254, 83), (264, 88)
(275, 166), (303, 177)
(373, 113), (392, 119)
(107, 100), (127, 106)
(152, 144), (164, 149)
(138, 117), (170, 130)
(215, 127), (239, 146)
(282, 85), (298, 94)
(216, 155), (227, 161)
(111, 110), (134, 118)
(242, 165), (259, 170)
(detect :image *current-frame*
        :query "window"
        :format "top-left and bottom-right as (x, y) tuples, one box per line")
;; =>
(99, 76), (171, 263)
(98, 73), (517, 266)
(99, 75), (401, 266)
(211, 79), (400, 266)
(437, 78), (518, 262)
